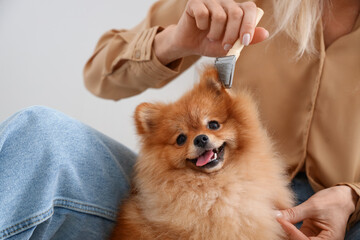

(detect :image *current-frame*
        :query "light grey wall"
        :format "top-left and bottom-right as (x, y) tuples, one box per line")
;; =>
(0, 0), (211, 152)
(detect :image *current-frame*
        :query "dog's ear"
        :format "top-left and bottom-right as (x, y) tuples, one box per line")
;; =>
(199, 66), (223, 93)
(134, 102), (163, 135)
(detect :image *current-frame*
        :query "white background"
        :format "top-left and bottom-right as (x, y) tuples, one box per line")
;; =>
(0, 0), (211, 152)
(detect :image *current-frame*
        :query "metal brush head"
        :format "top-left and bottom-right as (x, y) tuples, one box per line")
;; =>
(214, 55), (236, 89)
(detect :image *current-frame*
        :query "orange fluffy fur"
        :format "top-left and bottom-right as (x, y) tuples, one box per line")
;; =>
(111, 66), (294, 239)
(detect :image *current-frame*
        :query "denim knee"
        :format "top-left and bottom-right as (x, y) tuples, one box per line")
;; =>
(1, 105), (81, 149)
(0, 106), (136, 239)
(6, 105), (85, 138)
(16, 105), (61, 121)
(8, 105), (69, 127)
(2, 105), (136, 193)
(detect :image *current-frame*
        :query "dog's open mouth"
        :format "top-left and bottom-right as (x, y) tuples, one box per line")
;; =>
(187, 143), (226, 169)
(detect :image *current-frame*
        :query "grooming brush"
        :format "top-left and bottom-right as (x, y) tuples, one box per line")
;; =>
(215, 7), (264, 88)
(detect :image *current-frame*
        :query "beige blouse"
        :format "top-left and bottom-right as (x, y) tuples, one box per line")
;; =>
(83, 0), (360, 226)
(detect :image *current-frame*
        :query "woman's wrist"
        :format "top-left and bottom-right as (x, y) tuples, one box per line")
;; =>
(154, 25), (185, 66)
(349, 186), (359, 210)
(338, 185), (358, 214)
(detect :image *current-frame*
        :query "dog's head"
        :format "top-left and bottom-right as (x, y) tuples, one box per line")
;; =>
(134, 66), (261, 174)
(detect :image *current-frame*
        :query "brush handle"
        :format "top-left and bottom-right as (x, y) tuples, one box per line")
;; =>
(226, 7), (264, 59)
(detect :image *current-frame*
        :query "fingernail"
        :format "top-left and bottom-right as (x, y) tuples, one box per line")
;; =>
(275, 210), (283, 218)
(224, 44), (232, 51)
(208, 38), (214, 42)
(242, 33), (250, 46)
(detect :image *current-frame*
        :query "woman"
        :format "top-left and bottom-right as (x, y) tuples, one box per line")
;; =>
(1, 0), (359, 239)
(84, 0), (360, 239)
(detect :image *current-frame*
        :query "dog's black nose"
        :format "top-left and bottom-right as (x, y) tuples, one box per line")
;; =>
(194, 134), (209, 148)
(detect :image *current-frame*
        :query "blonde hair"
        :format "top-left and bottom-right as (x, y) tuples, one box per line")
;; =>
(271, 0), (324, 58)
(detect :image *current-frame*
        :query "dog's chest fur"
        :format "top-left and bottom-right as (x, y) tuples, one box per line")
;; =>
(132, 167), (284, 240)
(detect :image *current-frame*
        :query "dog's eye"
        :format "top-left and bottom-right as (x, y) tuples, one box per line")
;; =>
(176, 134), (187, 146)
(208, 121), (220, 130)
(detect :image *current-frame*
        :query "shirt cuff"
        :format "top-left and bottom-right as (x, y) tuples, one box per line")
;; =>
(136, 49), (183, 89)
(109, 25), (184, 91)
(110, 26), (161, 72)
(128, 25), (184, 89)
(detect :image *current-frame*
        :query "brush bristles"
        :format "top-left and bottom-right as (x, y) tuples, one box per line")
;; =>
(214, 55), (236, 88)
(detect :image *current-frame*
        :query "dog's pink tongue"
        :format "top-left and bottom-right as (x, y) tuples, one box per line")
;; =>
(196, 150), (214, 167)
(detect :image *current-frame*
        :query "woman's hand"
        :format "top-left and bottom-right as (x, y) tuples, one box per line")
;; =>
(154, 0), (269, 65)
(277, 186), (358, 240)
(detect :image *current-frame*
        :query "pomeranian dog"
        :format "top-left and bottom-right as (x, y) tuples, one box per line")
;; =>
(111, 66), (294, 240)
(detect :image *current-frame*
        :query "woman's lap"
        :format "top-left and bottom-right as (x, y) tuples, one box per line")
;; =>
(0, 106), (136, 239)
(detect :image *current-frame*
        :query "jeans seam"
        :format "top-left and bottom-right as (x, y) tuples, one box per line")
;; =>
(0, 207), (53, 239)
(0, 199), (118, 239)
(53, 198), (118, 221)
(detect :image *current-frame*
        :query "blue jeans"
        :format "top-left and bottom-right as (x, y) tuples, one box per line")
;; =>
(0, 106), (136, 239)
(292, 172), (360, 239)
(0, 106), (359, 239)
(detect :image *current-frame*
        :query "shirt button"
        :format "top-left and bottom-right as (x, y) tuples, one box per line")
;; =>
(135, 50), (141, 59)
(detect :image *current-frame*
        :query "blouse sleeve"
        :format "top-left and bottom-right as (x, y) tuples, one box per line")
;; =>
(83, 0), (200, 100)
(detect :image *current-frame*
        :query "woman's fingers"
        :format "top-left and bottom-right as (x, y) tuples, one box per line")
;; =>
(180, 0), (268, 57)
(221, 1), (244, 50)
(277, 218), (309, 240)
(280, 203), (312, 225)
(251, 27), (269, 44)
(187, 1), (210, 30)
(205, 0), (228, 41)
(238, 1), (258, 45)
(188, 0), (264, 45)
